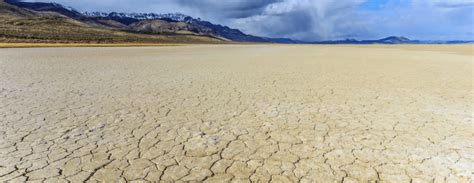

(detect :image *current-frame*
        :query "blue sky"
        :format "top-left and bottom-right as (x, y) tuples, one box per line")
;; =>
(26, 0), (474, 41)
(360, 0), (392, 10)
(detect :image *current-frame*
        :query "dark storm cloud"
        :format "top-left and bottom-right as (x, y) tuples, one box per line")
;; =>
(176, 0), (283, 18)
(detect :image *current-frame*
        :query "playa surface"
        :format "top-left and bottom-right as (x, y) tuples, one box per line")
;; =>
(0, 45), (472, 182)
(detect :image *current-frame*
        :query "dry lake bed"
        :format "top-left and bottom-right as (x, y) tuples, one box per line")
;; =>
(0, 45), (473, 182)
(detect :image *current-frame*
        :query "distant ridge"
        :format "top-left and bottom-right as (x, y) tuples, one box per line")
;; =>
(312, 36), (474, 44)
(313, 36), (419, 44)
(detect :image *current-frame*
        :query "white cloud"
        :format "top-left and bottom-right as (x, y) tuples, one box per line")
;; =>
(414, 0), (474, 8)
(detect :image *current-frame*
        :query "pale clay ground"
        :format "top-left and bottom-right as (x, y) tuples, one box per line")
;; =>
(0, 45), (473, 183)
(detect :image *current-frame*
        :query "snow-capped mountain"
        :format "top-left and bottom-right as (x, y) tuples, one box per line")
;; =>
(82, 12), (191, 22)
(80, 11), (274, 42)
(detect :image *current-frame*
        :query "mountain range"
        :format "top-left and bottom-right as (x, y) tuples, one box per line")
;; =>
(1, 0), (472, 44)
(312, 36), (473, 44)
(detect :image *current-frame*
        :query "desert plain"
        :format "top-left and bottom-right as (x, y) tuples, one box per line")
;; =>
(0, 44), (473, 182)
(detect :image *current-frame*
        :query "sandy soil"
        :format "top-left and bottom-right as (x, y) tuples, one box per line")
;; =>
(0, 45), (472, 182)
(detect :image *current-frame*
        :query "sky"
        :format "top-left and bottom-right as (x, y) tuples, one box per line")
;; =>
(25, 0), (474, 41)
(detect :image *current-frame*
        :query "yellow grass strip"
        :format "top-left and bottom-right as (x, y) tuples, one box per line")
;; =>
(0, 42), (190, 48)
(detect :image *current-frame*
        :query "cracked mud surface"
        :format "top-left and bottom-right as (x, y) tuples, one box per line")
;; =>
(0, 45), (473, 182)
